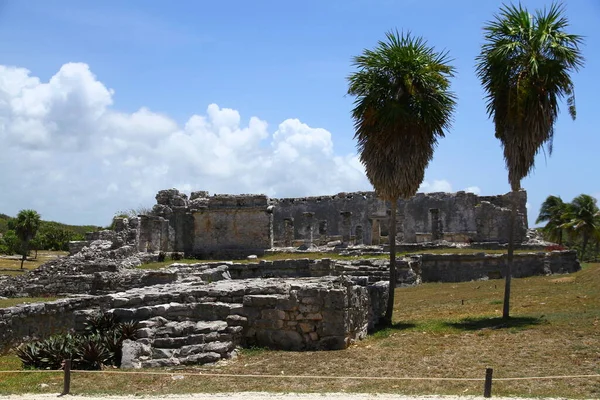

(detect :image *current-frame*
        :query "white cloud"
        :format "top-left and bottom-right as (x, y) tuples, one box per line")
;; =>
(464, 186), (481, 195)
(0, 62), (466, 225)
(419, 179), (453, 193)
(0, 63), (377, 224)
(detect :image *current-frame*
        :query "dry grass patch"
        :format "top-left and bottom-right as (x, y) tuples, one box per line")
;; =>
(0, 251), (67, 276)
(0, 297), (62, 309)
(1, 264), (598, 397)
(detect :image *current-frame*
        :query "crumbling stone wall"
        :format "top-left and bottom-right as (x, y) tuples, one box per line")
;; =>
(124, 188), (528, 258)
(419, 250), (580, 282)
(191, 195), (272, 258)
(148, 189), (273, 258)
(272, 190), (528, 246)
(0, 277), (386, 358)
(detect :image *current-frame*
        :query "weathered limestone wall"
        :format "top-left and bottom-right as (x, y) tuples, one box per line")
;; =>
(272, 190), (528, 246)
(271, 192), (385, 247)
(419, 250), (580, 282)
(129, 188), (529, 257)
(242, 278), (383, 351)
(192, 195), (272, 258)
(148, 190), (273, 258)
(0, 277), (386, 357)
(0, 296), (113, 352)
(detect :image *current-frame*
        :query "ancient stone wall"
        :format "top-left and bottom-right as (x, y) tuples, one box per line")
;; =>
(191, 195), (272, 258)
(272, 190), (528, 246)
(0, 295), (113, 352)
(271, 192), (385, 247)
(0, 277), (386, 358)
(126, 188), (529, 257)
(148, 190), (273, 258)
(419, 250), (580, 282)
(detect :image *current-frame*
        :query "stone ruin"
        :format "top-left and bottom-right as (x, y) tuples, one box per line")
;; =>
(70, 188), (529, 260)
(0, 188), (581, 369)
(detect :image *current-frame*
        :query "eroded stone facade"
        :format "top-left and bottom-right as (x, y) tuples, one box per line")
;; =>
(106, 188), (528, 259)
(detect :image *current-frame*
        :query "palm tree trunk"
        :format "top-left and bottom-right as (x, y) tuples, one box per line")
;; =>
(502, 189), (517, 320)
(558, 230), (563, 246)
(384, 199), (397, 326)
(581, 234), (588, 262)
(20, 253), (26, 269)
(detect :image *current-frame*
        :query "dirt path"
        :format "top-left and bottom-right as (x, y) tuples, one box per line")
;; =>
(0, 394), (564, 400)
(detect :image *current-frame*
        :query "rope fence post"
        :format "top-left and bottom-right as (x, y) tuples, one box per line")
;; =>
(60, 359), (71, 396)
(484, 367), (493, 398)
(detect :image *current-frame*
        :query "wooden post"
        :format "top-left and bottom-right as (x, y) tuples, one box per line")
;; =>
(484, 367), (493, 398)
(61, 359), (71, 396)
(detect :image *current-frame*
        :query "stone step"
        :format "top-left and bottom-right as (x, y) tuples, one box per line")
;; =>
(150, 330), (237, 348)
(110, 301), (243, 322)
(149, 340), (235, 359)
(139, 351), (223, 368)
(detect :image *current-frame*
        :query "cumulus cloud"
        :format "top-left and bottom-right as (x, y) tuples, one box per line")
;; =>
(464, 186), (481, 195)
(0, 63), (376, 224)
(0, 62), (465, 225)
(419, 179), (453, 193)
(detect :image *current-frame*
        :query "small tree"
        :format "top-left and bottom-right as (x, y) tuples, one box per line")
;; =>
(562, 194), (600, 260)
(14, 210), (41, 269)
(0, 230), (20, 255)
(536, 195), (569, 245)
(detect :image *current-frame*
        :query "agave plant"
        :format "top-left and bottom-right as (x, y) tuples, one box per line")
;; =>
(16, 342), (43, 369)
(73, 334), (112, 370)
(38, 334), (78, 370)
(84, 311), (118, 335)
(117, 321), (139, 341)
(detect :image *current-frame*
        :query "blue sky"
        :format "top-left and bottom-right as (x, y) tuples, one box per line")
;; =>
(0, 0), (598, 227)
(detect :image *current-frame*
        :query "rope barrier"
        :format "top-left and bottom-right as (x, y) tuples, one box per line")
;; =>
(0, 369), (598, 381)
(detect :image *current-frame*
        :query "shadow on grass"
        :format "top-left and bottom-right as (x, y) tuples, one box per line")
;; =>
(445, 316), (544, 331)
(370, 321), (417, 338)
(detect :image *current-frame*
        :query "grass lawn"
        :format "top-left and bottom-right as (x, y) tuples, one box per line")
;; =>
(1, 263), (598, 397)
(137, 248), (537, 270)
(0, 297), (62, 309)
(0, 251), (67, 276)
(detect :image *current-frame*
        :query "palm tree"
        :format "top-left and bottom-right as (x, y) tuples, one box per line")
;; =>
(562, 194), (600, 260)
(476, 3), (584, 319)
(14, 209), (41, 269)
(348, 31), (456, 325)
(536, 195), (568, 245)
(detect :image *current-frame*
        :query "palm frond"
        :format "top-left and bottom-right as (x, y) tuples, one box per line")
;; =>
(348, 30), (456, 201)
(475, 2), (584, 189)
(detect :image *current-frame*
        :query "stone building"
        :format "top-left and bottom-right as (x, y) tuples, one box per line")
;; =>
(120, 188), (528, 259)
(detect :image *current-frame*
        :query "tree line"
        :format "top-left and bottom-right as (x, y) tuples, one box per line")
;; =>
(0, 210), (100, 267)
(537, 194), (600, 261)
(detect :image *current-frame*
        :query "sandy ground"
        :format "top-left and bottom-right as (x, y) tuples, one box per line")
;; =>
(0, 394), (568, 400)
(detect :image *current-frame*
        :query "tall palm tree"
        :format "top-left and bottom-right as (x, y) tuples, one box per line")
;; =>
(536, 195), (568, 245)
(348, 31), (456, 325)
(14, 209), (41, 269)
(562, 194), (600, 260)
(476, 3), (583, 319)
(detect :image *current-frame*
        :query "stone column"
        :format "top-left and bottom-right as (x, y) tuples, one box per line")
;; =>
(354, 225), (363, 245)
(370, 219), (381, 245)
(283, 218), (294, 247)
(318, 220), (328, 246)
(302, 212), (315, 248)
(340, 211), (352, 246)
(430, 208), (442, 241)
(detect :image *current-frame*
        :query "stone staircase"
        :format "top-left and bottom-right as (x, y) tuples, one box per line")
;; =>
(111, 300), (247, 368)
